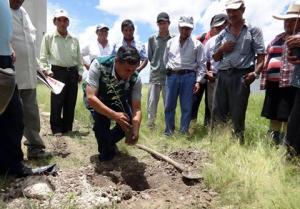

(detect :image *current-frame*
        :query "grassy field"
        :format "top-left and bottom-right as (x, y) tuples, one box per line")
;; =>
(1, 84), (299, 209)
(39, 84), (300, 209)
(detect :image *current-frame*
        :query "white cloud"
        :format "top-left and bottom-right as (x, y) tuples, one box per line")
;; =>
(95, 0), (293, 44)
(47, 0), (295, 83)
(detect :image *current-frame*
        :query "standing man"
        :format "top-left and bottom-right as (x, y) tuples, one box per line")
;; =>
(81, 24), (112, 113)
(212, 0), (265, 142)
(81, 24), (112, 69)
(164, 16), (206, 136)
(147, 12), (172, 128)
(203, 14), (228, 118)
(86, 46), (142, 161)
(112, 19), (148, 72)
(10, 0), (51, 159)
(40, 9), (83, 136)
(192, 14), (228, 126)
(0, 0), (31, 176)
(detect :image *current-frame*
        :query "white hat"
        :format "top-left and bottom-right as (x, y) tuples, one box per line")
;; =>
(53, 9), (69, 19)
(225, 0), (244, 10)
(273, 3), (300, 20)
(96, 24), (109, 31)
(178, 16), (194, 29)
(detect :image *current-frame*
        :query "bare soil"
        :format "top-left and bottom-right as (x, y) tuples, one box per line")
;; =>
(0, 114), (217, 209)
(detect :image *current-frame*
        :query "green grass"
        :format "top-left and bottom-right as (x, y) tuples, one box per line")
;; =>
(34, 84), (300, 209)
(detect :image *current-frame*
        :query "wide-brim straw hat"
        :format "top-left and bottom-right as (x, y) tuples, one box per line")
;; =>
(273, 3), (300, 20)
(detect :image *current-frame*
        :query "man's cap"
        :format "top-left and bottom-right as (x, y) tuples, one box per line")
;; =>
(225, 0), (244, 10)
(96, 24), (109, 32)
(210, 13), (228, 28)
(53, 9), (69, 19)
(157, 12), (170, 22)
(273, 2), (300, 20)
(117, 46), (140, 65)
(178, 16), (194, 29)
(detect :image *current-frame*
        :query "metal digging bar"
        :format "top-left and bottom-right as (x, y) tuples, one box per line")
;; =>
(135, 143), (203, 180)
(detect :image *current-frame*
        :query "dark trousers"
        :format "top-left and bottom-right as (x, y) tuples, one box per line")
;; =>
(92, 102), (131, 160)
(286, 88), (300, 154)
(50, 67), (79, 134)
(191, 82), (211, 125)
(0, 56), (24, 173)
(212, 69), (252, 140)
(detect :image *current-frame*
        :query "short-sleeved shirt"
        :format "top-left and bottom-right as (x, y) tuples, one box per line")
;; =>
(0, 0), (13, 55)
(87, 59), (142, 102)
(214, 23), (265, 70)
(164, 35), (206, 82)
(148, 34), (172, 85)
(111, 39), (147, 61)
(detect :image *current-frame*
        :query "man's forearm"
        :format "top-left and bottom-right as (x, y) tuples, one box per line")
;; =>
(137, 59), (148, 72)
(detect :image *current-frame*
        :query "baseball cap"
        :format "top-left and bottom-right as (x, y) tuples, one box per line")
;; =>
(210, 14), (228, 28)
(53, 9), (69, 19)
(157, 12), (170, 22)
(178, 16), (194, 29)
(225, 0), (244, 10)
(96, 24), (109, 32)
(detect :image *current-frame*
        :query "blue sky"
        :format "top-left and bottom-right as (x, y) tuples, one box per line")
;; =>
(47, 0), (293, 82)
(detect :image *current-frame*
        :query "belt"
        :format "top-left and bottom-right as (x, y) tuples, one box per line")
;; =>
(221, 66), (254, 72)
(166, 68), (194, 76)
(52, 65), (77, 71)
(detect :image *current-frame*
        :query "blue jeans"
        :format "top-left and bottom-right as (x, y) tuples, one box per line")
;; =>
(164, 72), (196, 135)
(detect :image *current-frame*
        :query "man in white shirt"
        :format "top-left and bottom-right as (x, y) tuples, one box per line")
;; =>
(10, 0), (51, 159)
(81, 24), (112, 70)
(163, 16), (206, 136)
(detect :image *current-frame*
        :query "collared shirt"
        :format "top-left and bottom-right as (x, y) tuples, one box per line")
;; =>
(164, 35), (206, 82)
(87, 59), (142, 102)
(214, 23), (265, 70)
(0, 0), (13, 55)
(40, 30), (83, 74)
(81, 40), (113, 65)
(111, 38), (147, 61)
(204, 35), (219, 74)
(260, 32), (294, 89)
(148, 33), (172, 85)
(11, 7), (39, 89)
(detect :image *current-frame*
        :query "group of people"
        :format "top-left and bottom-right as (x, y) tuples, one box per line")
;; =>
(1, 0), (300, 177)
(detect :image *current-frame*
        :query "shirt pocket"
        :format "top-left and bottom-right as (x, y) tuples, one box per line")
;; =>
(240, 37), (252, 55)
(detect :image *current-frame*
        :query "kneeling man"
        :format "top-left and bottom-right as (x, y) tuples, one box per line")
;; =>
(86, 46), (142, 161)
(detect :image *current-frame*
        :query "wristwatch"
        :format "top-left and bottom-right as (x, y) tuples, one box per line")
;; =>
(252, 71), (260, 79)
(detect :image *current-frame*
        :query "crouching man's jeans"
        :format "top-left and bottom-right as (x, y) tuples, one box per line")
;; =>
(164, 72), (195, 135)
(92, 102), (132, 160)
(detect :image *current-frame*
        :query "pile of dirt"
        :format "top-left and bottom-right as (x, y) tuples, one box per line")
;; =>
(1, 148), (216, 209)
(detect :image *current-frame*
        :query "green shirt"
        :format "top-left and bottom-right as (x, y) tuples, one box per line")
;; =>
(39, 30), (83, 75)
(148, 34), (172, 85)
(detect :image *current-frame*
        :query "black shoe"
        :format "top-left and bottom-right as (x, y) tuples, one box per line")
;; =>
(28, 148), (52, 160)
(9, 163), (33, 178)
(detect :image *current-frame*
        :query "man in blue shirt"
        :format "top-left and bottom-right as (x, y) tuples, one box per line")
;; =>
(212, 0), (265, 142)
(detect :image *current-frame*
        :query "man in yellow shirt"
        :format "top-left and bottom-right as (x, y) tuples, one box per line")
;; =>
(40, 9), (83, 136)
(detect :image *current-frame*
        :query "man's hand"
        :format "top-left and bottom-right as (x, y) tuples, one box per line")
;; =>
(193, 82), (200, 94)
(243, 72), (256, 86)
(287, 52), (300, 65)
(206, 71), (216, 82)
(113, 112), (132, 132)
(286, 35), (300, 49)
(219, 41), (236, 53)
(11, 51), (16, 63)
(78, 75), (82, 83)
